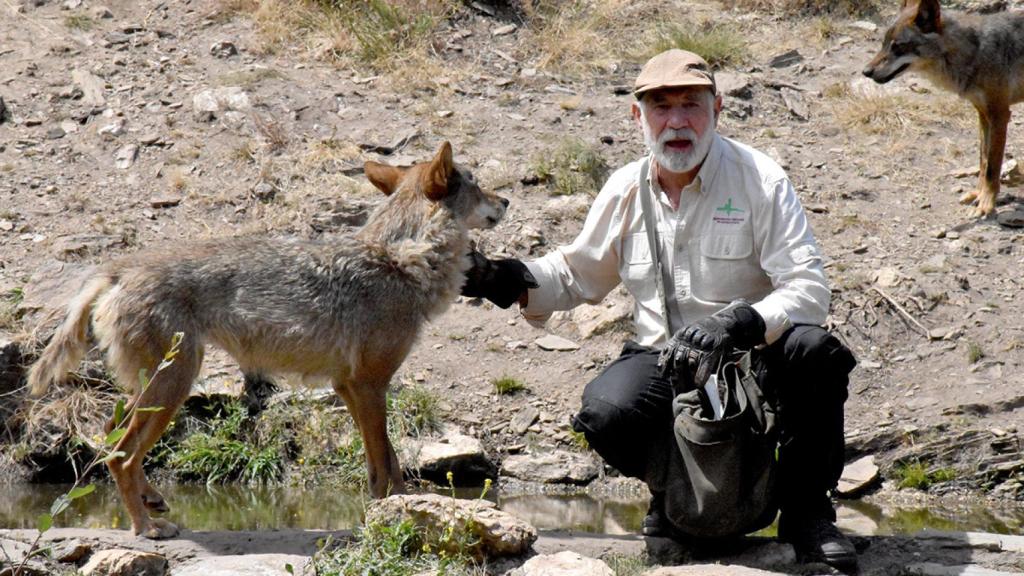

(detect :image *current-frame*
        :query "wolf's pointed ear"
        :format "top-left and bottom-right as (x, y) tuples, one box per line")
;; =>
(364, 161), (406, 196)
(912, 0), (942, 33)
(421, 141), (454, 202)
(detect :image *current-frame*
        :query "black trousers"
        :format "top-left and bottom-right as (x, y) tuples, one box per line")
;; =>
(571, 325), (856, 517)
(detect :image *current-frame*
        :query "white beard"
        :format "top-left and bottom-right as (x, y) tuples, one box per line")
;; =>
(642, 119), (714, 175)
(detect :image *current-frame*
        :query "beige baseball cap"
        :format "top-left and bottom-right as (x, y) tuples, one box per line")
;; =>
(633, 49), (716, 99)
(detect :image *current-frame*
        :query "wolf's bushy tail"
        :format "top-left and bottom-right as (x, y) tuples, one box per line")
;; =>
(28, 275), (113, 397)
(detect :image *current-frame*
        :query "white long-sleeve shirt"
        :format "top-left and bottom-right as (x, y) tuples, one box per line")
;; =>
(522, 133), (829, 347)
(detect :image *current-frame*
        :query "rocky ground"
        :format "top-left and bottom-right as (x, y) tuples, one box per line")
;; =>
(2, 0), (1024, 573)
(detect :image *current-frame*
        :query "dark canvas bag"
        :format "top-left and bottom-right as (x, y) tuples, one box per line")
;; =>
(636, 158), (779, 538)
(663, 352), (779, 538)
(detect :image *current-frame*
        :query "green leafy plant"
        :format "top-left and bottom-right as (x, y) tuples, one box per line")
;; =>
(894, 461), (957, 491)
(11, 333), (182, 576)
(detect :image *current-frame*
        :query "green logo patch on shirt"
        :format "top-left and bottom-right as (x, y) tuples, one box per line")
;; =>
(716, 198), (743, 215)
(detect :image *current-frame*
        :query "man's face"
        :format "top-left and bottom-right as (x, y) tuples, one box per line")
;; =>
(633, 87), (722, 175)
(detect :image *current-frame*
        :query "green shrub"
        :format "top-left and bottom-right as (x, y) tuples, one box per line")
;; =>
(492, 376), (527, 396)
(312, 518), (486, 575)
(894, 461), (957, 491)
(967, 341), (985, 364)
(531, 138), (609, 196)
(388, 384), (442, 439)
(167, 400), (284, 484)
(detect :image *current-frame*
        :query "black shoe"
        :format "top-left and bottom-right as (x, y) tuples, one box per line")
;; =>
(778, 513), (858, 573)
(641, 492), (667, 537)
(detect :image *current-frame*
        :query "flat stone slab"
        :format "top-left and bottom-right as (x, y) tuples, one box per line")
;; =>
(534, 334), (579, 351)
(917, 530), (1024, 553)
(171, 554), (309, 576)
(905, 563), (1023, 576)
(836, 455), (880, 497)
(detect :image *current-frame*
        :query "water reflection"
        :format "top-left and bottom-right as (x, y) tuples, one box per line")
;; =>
(1, 483), (1021, 536)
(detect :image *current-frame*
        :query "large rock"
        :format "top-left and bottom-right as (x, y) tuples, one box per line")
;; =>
(501, 450), (600, 484)
(71, 68), (106, 107)
(365, 494), (536, 560)
(171, 554), (307, 575)
(509, 551), (613, 576)
(192, 86), (251, 121)
(406, 430), (497, 487)
(79, 549), (168, 576)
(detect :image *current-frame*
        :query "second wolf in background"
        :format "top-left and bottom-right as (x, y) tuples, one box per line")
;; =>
(863, 0), (1024, 217)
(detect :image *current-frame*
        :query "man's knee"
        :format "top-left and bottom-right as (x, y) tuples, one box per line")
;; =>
(778, 325), (856, 380)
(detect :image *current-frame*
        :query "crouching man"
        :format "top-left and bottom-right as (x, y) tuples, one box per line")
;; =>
(463, 49), (858, 572)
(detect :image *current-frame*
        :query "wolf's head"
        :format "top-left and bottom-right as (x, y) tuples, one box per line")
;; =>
(363, 142), (508, 230)
(863, 0), (944, 84)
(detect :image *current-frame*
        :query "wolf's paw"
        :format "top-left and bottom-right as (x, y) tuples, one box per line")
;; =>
(140, 518), (180, 540)
(142, 493), (169, 513)
(959, 189), (980, 205)
(973, 196), (996, 217)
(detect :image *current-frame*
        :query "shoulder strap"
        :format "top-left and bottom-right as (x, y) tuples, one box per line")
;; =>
(638, 158), (672, 339)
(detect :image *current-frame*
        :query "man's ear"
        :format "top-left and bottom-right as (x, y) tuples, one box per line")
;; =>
(912, 0), (942, 33)
(631, 101), (643, 128)
(364, 161), (406, 196)
(420, 141), (454, 201)
(713, 93), (723, 126)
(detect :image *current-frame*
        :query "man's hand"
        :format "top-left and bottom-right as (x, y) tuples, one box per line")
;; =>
(461, 249), (539, 309)
(659, 300), (766, 389)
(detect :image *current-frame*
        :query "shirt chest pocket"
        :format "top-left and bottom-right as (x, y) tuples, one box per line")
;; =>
(621, 232), (657, 298)
(701, 233), (753, 260)
(689, 233), (764, 302)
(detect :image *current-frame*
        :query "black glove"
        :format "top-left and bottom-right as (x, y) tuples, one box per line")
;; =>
(659, 300), (766, 390)
(461, 249), (539, 309)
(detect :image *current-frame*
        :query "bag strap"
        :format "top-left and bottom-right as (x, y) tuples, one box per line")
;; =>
(638, 157), (672, 338)
(733, 352), (772, 433)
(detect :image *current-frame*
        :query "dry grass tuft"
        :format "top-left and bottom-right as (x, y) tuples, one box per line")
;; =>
(251, 113), (290, 154)
(20, 380), (120, 456)
(0, 289), (23, 332)
(221, 0), (455, 78)
(518, 0), (664, 74)
(645, 21), (748, 68)
(300, 138), (363, 173)
(721, 0), (881, 17)
(829, 88), (973, 135)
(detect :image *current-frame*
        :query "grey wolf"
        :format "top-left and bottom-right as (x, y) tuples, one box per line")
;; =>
(863, 0), (1024, 217)
(27, 141), (507, 539)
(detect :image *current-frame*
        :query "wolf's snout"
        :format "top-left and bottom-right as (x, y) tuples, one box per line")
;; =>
(862, 65), (873, 78)
(500, 197), (510, 208)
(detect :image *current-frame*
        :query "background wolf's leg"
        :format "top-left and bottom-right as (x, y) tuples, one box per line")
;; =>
(974, 103), (1010, 216)
(961, 104), (991, 207)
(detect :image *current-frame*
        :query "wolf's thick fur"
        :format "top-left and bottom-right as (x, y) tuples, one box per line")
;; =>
(27, 142), (507, 539)
(863, 0), (1024, 216)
